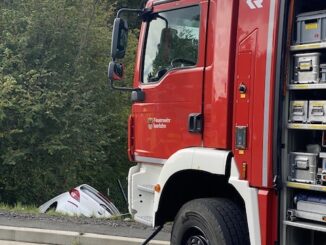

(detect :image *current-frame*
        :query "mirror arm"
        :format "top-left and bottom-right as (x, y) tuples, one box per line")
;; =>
(109, 79), (135, 92)
(117, 8), (143, 18)
(116, 8), (154, 22)
(109, 79), (145, 102)
(156, 15), (168, 28)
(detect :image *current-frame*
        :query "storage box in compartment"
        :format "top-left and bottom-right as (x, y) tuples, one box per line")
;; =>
(321, 64), (326, 82)
(296, 10), (326, 44)
(288, 194), (326, 223)
(288, 152), (318, 184)
(289, 101), (308, 122)
(308, 101), (326, 123)
(288, 208), (326, 223)
(321, 152), (326, 172)
(293, 53), (320, 84)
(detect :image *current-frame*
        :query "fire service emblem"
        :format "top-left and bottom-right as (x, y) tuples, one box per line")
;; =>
(147, 117), (171, 130)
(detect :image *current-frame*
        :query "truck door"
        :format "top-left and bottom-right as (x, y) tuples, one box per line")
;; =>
(130, 0), (208, 163)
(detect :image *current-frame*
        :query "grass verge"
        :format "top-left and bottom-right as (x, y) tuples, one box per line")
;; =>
(0, 202), (39, 214)
(0, 202), (132, 220)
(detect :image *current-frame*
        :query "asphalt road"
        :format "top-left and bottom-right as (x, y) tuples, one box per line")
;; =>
(0, 210), (171, 241)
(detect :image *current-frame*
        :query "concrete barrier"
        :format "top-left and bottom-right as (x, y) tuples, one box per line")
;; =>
(0, 226), (170, 245)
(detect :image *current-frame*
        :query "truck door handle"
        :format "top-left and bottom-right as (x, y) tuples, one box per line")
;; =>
(188, 113), (203, 133)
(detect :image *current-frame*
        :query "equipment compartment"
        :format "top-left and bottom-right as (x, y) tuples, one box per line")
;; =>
(282, 1), (326, 245)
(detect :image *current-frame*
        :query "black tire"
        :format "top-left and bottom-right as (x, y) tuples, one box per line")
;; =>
(171, 198), (250, 245)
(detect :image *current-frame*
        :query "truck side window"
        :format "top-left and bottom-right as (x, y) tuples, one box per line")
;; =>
(142, 5), (200, 84)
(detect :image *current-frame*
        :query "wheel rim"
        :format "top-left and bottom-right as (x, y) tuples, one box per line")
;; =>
(183, 227), (209, 245)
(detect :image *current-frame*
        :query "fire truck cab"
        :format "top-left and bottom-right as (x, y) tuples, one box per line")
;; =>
(109, 0), (326, 244)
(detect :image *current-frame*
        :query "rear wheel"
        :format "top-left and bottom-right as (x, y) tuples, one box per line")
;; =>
(171, 198), (250, 245)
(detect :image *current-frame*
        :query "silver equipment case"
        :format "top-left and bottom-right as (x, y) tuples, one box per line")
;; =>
(288, 152), (318, 184)
(293, 53), (320, 84)
(321, 64), (326, 82)
(289, 100), (308, 123)
(308, 101), (326, 123)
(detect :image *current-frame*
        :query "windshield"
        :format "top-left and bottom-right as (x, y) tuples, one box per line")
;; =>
(142, 5), (200, 83)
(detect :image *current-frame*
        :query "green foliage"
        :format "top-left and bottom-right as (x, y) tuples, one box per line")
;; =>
(0, 0), (140, 211)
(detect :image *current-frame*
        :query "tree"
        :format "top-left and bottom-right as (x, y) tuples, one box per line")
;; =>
(0, 0), (139, 211)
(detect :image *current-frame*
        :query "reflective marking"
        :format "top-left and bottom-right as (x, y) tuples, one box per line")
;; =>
(135, 156), (167, 165)
(254, 0), (263, 8)
(247, 0), (256, 9)
(247, 0), (263, 9)
(262, 0), (276, 187)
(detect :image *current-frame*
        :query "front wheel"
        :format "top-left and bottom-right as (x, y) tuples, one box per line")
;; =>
(171, 198), (250, 245)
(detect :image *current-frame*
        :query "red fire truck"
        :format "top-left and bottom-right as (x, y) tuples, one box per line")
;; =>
(109, 0), (326, 244)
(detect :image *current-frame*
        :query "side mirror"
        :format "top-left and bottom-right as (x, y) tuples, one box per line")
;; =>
(108, 61), (124, 81)
(111, 18), (128, 59)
